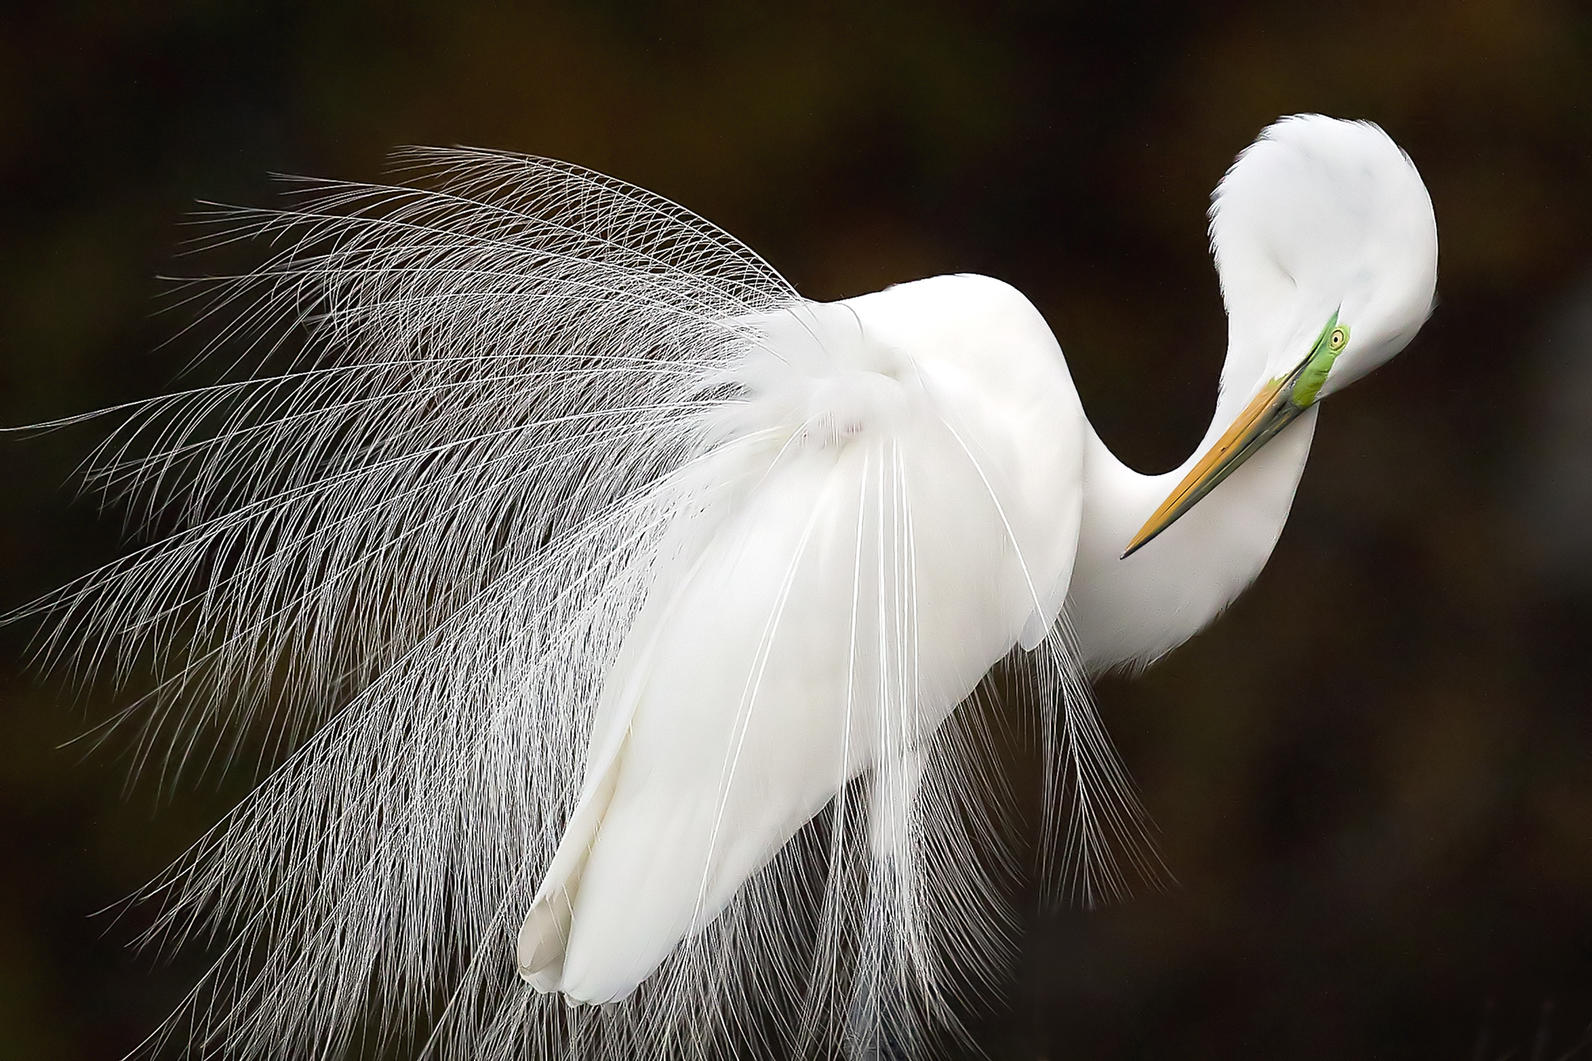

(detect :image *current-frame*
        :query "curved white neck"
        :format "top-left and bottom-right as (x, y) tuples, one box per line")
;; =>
(1064, 383), (1319, 674)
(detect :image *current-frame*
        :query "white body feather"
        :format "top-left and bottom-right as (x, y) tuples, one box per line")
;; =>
(518, 278), (1084, 1003)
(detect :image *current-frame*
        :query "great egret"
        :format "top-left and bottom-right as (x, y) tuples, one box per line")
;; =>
(26, 113), (1435, 1058)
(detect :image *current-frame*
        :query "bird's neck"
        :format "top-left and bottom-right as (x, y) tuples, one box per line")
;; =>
(1064, 382), (1319, 674)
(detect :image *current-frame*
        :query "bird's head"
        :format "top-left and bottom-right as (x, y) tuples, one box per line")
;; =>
(1123, 114), (1437, 557)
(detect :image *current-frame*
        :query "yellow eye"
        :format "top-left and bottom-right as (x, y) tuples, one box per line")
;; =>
(1328, 326), (1348, 351)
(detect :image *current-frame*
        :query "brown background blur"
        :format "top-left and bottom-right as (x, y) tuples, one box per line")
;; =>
(2, 2), (1590, 1058)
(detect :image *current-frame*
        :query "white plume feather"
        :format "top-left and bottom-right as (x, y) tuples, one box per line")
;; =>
(16, 147), (1159, 1060)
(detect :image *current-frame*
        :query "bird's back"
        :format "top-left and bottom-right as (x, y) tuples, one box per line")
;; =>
(518, 274), (1089, 1004)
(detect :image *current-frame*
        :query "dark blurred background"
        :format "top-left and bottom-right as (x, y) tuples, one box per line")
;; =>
(3, 1), (1590, 1058)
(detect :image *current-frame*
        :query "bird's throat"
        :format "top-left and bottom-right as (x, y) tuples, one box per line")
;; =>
(1064, 404), (1319, 673)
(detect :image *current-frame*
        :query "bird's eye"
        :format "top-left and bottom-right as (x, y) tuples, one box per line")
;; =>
(1328, 326), (1348, 351)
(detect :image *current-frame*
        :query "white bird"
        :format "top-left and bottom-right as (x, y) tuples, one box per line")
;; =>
(26, 114), (1435, 1059)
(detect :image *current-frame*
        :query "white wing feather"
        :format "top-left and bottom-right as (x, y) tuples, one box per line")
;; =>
(517, 280), (1086, 1004)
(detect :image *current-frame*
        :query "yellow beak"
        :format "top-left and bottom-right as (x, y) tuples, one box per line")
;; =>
(1121, 371), (1308, 559)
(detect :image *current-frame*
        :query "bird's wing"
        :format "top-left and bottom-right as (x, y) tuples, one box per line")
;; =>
(518, 277), (1091, 1014)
